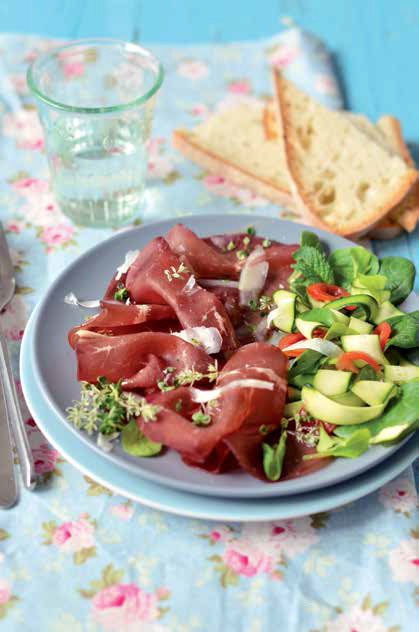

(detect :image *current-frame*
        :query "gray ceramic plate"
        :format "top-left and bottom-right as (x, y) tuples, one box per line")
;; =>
(30, 214), (411, 498)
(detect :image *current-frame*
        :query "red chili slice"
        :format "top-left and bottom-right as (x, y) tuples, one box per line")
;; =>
(307, 283), (356, 310)
(374, 322), (392, 350)
(312, 328), (327, 338)
(336, 351), (381, 374)
(278, 333), (305, 350)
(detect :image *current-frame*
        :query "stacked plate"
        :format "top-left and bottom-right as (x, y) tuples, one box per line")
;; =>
(20, 216), (418, 521)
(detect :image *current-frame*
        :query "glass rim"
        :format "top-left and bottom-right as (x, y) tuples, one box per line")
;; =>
(26, 37), (164, 114)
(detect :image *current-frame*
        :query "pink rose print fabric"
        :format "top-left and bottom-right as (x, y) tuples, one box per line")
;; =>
(0, 29), (414, 632)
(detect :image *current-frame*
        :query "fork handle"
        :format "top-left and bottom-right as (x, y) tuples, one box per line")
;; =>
(0, 373), (19, 508)
(0, 324), (36, 490)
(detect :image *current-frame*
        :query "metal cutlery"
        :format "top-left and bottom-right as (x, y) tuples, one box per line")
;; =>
(0, 222), (36, 503)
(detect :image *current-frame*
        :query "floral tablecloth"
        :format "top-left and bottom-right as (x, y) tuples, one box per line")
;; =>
(0, 29), (417, 632)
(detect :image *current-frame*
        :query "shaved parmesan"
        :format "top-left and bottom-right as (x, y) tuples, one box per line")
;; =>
(173, 326), (223, 354)
(189, 378), (274, 403)
(254, 316), (268, 341)
(283, 338), (341, 358)
(115, 250), (140, 280)
(183, 275), (198, 293)
(239, 247), (268, 306)
(64, 292), (100, 309)
(199, 279), (240, 289)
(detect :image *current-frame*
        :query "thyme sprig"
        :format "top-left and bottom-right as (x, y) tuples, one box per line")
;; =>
(163, 262), (189, 282)
(67, 378), (160, 435)
(157, 362), (219, 391)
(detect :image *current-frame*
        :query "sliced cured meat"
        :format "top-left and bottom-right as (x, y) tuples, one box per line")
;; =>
(138, 342), (287, 481)
(205, 232), (297, 296)
(215, 343), (287, 480)
(126, 237), (237, 349)
(74, 331), (213, 384)
(68, 300), (176, 348)
(206, 286), (241, 326)
(182, 443), (238, 474)
(166, 224), (240, 279)
(121, 355), (166, 390)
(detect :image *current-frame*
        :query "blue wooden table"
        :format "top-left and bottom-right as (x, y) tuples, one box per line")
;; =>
(2, 0), (419, 141)
(11, 0), (418, 281)
(0, 5), (418, 631)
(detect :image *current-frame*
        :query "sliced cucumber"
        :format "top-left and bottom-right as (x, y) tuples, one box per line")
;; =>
(301, 386), (385, 425)
(295, 317), (322, 339)
(351, 381), (397, 406)
(341, 334), (388, 366)
(313, 370), (352, 396)
(287, 386), (301, 402)
(325, 294), (378, 321)
(331, 391), (366, 406)
(370, 421), (419, 444)
(325, 321), (349, 340)
(334, 416), (418, 444)
(283, 400), (303, 417)
(272, 290), (296, 333)
(348, 316), (373, 335)
(329, 309), (350, 325)
(351, 279), (391, 304)
(399, 356), (417, 368)
(384, 365), (419, 383)
(373, 300), (403, 324)
(308, 296), (325, 309)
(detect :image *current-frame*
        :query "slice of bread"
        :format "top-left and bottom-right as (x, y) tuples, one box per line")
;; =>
(272, 70), (417, 237)
(172, 103), (294, 208)
(376, 116), (415, 167)
(375, 116), (419, 234)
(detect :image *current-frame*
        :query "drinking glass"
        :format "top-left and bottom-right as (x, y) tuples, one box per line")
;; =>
(27, 39), (163, 227)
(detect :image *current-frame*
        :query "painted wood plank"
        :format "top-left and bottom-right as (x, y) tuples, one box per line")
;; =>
(0, 0), (138, 40)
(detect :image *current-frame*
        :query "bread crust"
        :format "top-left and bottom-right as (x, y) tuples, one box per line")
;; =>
(377, 115), (415, 167)
(172, 129), (295, 209)
(271, 69), (417, 237)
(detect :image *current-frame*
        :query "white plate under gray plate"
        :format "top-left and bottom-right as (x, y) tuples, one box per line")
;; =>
(26, 214), (416, 498)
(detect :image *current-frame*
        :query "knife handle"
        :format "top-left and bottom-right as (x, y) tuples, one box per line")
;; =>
(0, 374), (19, 508)
(0, 324), (36, 490)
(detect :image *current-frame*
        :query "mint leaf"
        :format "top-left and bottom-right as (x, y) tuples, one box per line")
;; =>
(262, 431), (287, 481)
(386, 311), (419, 349)
(292, 246), (335, 284)
(121, 420), (162, 457)
(301, 231), (322, 250)
(379, 257), (416, 305)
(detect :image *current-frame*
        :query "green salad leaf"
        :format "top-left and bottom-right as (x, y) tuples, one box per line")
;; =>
(298, 307), (337, 327)
(287, 350), (326, 384)
(351, 274), (390, 304)
(379, 256), (416, 305)
(329, 247), (379, 289)
(334, 380), (419, 444)
(386, 311), (419, 349)
(262, 431), (287, 481)
(304, 426), (371, 460)
(356, 365), (379, 382)
(121, 419), (162, 457)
